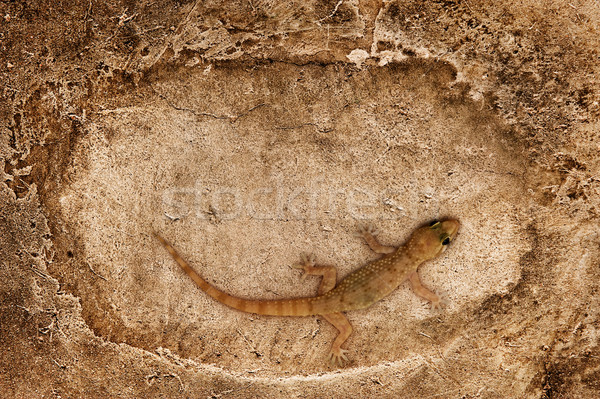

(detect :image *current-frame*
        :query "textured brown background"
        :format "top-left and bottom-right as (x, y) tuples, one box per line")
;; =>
(1, 0), (599, 397)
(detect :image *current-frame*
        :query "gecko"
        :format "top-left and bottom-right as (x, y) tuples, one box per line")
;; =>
(154, 219), (459, 366)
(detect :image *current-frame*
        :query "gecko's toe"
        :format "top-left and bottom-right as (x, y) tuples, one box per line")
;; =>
(299, 252), (315, 266)
(366, 225), (379, 236)
(294, 253), (316, 279)
(299, 252), (308, 262)
(292, 263), (307, 280)
(353, 223), (366, 237)
(431, 291), (449, 311)
(339, 349), (349, 363)
(354, 223), (379, 238)
(328, 348), (349, 367)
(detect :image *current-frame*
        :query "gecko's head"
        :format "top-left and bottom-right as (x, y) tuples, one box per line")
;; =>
(410, 219), (460, 260)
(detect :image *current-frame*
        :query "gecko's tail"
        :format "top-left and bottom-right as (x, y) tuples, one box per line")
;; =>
(153, 233), (322, 317)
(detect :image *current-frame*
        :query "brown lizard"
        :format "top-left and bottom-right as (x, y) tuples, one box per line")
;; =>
(154, 219), (459, 365)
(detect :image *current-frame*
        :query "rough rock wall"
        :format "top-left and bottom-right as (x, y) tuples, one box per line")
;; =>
(1, 0), (599, 397)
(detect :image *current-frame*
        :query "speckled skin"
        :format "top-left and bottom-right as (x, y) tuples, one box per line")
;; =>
(155, 219), (459, 365)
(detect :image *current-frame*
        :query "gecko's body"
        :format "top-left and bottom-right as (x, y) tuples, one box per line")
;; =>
(155, 219), (459, 365)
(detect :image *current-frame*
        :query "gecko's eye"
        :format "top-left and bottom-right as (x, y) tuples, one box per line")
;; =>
(429, 220), (440, 228)
(442, 237), (451, 245)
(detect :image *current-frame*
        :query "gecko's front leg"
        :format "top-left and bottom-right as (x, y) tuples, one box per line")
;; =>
(293, 254), (353, 366)
(356, 224), (396, 254)
(408, 272), (446, 310)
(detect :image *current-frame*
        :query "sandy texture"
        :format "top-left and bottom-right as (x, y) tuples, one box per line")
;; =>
(1, 0), (599, 397)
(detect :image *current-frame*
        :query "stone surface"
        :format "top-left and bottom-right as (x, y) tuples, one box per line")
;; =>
(1, 0), (599, 397)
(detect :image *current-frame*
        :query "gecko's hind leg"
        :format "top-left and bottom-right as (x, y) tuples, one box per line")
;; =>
(293, 253), (337, 295)
(355, 224), (396, 254)
(323, 312), (353, 366)
(294, 255), (352, 366)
